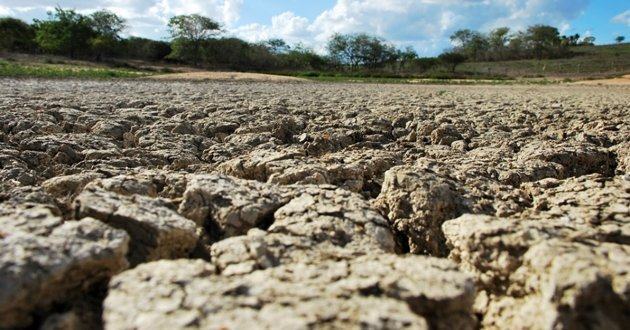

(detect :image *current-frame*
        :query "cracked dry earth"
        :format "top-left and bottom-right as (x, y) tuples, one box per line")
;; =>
(0, 78), (628, 330)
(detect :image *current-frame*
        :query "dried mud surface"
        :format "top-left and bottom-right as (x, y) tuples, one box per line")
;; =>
(0, 79), (628, 329)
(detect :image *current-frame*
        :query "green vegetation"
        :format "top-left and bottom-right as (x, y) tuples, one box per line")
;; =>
(32, 8), (94, 58)
(0, 59), (154, 79)
(449, 25), (596, 62)
(0, 7), (627, 81)
(0, 17), (36, 52)
(438, 52), (468, 73)
(327, 33), (399, 69)
(168, 14), (221, 65)
(461, 43), (630, 78)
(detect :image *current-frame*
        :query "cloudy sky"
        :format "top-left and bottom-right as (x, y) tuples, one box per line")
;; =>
(1, 0), (628, 55)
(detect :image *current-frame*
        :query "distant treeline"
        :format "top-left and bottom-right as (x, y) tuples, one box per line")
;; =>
(449, 26), (598, 62)
(1, 7), (624, 74)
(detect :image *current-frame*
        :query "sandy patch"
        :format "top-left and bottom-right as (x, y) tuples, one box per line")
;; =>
(572, 74), (630, 85)
(148, 71), (307, 82)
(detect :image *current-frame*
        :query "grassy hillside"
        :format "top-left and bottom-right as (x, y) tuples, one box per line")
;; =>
(0, 53), (182, 79)
(460, 43), (630, 79)
(1, 43), (627, 82)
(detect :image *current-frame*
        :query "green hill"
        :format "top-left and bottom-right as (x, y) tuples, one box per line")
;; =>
(460, 43), (630, 79)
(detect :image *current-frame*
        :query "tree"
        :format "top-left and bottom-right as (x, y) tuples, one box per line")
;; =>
(439, 51), (467, 73)
(90, 10), (125, 37)
(327, 33), (355, 67)
(507, 31), (526, 59)
(561, 33), (580, 46)
(525, 25), (563, 59)
(487, 27), (510, 60)
(327, 33), (397, 69)
(282, 43), (329, 71)
(120, 37), (171, 61)
(33, 7), (95, 58)
(450, 29), (489, 61)
(352, 34), (397, 68)
(168, 14), (221, 65)
(0, 17), (36, 52)
(488, 28), (510, 49)
(580, 36), (595, 46)
(616, 36), (625, 44)
(409, 57), (439, 73)
(264, 38), (290, 54)
(89, 10), (126, 60)
(450, 29), (476, 47)
(397, 46), (418, 71)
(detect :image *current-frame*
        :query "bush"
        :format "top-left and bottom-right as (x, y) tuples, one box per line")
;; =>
(120, 37), (171, 61)
(33, 7), (95, 58)
(0, 17), (36, 52)
(439, 52), (468, 72)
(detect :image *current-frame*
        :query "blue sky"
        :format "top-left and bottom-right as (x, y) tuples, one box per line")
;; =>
(1, 0), (628, 55)
(567, 1), (629, 41)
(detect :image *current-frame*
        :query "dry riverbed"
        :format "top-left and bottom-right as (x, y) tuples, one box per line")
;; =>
(0, 79), (628, 329)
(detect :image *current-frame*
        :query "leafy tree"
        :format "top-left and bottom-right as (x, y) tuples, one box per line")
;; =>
(450, 29), (489, 61)
(409, 57), (439, 73)
(282, 43), (328, 70)
(168, 14), (221, 65)
(327, 33), (355, 67)
(615, 36), (625, 44)
(264, 38), (290, 54)
(89, 10), (126, 60)
(396, 46), (418, 70)
(524, 25), (563, 59)
(580, 36), (595, 46)
(450, 29), (476, 47)
(120, 37), (171, 61)
(353, 34), (397, 68)
(561, 33), (580, 46)
(33, 7), (94, 58)
(488, 28), (510, 49)
(90, 10), (125, 37)
(488, 27), (510, 60)
(468, 34), (490, 60)
(327, 33), (397, 69)
(439, 51), (467, 73)
(0, 17), (36, 52)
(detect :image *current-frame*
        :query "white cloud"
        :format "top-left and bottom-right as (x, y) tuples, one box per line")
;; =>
(1, 0), (243, 40)
(2, 0), (594, 55)
(612, 10), (630, 26)
(221, 0), (243, 26)
(234, 0), (590, 55)
(0, 5), (14, 16)
(231, 11), (311, 48)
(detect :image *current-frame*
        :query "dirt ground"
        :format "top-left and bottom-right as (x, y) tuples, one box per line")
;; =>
(573, 74), (630, 85)
(149, 70), (307, 82)
(0, 79), (628, 329)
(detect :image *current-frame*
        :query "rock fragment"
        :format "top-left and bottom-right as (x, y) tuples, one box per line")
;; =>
(178, 174), (289, 240)
(74, 187), (198, 265)
(210, 186), (397, 274)
(104, 255), (476, 330)
(443, 214), (630, 329)
(0, 217), (129, 328)
(375, 165), (466, 255)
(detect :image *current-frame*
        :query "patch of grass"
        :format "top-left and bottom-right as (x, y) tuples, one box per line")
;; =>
(461, 43), (630, 78)
(301, 75), (518, 85)
(0, 60), (154, 79)
(275, 69), (514, 85)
